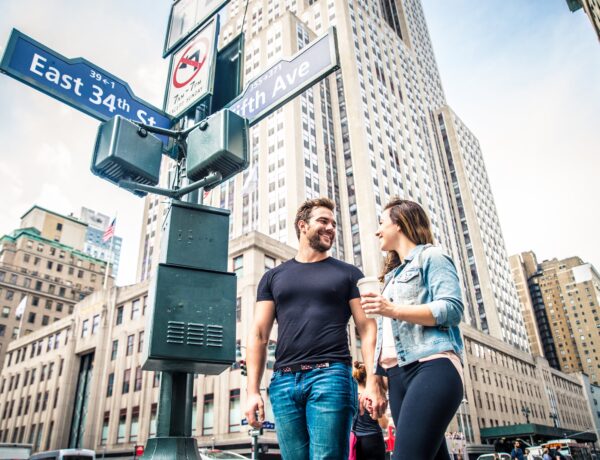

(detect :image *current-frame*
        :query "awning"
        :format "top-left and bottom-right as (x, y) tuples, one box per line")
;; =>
(480, 423), (597, 444)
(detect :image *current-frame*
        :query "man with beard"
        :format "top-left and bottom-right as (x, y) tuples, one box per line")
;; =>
(245, 197), (386, 459)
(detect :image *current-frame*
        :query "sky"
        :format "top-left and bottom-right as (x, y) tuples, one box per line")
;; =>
(421, 0), (600, 269)
(0, 1), (598, 286)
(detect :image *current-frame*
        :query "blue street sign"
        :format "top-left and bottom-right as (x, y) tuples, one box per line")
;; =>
(0, 29), (173, 144)
(240, 418), (275, 430)
(227, 27), (339, 126)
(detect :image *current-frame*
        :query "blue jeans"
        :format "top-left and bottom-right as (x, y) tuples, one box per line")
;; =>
(269, 363), (358, 460)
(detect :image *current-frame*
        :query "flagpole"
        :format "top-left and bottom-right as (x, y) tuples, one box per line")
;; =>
(103, 235), (114, 290)
(16, 296), (27, 338)
(103, 213), (117, 290)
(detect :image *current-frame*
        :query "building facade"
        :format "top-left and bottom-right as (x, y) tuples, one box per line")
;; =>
(136, 0), (527, 355)
(511, 251), (600, 385)
(567, 0), (600, 41)
(0, 206), (109, 372)
(79, 208), (123, 278)
(0, 233), (597, 456)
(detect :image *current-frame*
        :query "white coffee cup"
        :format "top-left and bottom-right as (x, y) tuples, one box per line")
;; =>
(357, 277), (381, 319)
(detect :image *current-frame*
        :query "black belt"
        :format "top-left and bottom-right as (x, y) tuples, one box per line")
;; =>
(279, 362), (331, 373)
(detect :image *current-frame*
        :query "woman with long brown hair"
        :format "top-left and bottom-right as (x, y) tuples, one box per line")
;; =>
(360, 198), (464, 460)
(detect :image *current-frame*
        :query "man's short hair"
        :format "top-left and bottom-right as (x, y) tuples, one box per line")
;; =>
(294, 197), (335, 239)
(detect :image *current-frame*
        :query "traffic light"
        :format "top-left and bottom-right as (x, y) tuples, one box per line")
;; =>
(134, 445), (145, 457)
(240, 359), (247, 376)
(186, 108), (249, 189)
(91, 115), (162, 197)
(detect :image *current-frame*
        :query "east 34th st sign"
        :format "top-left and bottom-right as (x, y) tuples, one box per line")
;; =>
(0, 29), (172, 146)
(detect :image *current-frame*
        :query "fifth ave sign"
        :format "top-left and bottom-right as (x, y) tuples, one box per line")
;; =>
(227, 27), (339, 126)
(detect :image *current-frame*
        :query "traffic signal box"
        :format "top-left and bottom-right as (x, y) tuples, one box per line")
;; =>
(142, 200), (236, 374)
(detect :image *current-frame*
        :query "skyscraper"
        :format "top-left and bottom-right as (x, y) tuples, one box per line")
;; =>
(511, 251), (600, 384)
(0, 206), (108, 370)
(138, 0), (526, 350)
(79, 208), (122, 278)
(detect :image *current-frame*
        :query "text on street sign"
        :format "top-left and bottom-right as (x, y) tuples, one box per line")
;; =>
(227, 27), (339, 126)
(0, 29), (172, 142)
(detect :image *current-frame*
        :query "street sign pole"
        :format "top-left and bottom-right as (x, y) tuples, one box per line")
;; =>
(0, 16), (339, 460)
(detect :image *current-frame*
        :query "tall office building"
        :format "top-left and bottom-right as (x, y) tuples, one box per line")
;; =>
(434, 106), (529, 351)
(566, 0), (600, 40)
(79, 208), (123, 278)
(0, 206), (109, 371)
(511, 251), (600, 384)
(138, 0), (526, 350)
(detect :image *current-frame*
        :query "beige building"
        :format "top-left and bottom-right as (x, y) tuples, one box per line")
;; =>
(135, 0), (528, 357)
(567, 0), (600, 41)
(0, 233), (598, 456)
(0, 206), (110, 372)
(511, 252), (600, 385)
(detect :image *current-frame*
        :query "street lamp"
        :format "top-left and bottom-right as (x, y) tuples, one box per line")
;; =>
(521, 405), (531, 424)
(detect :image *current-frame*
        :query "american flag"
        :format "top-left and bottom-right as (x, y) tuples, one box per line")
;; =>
(102, 218), (116, 243)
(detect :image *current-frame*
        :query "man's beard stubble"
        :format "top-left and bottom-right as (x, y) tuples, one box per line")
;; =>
(307, 230), (334, 253)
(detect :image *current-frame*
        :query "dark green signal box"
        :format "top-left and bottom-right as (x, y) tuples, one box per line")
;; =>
(159, 201), (230, 272)
(142, 263), (236, 374)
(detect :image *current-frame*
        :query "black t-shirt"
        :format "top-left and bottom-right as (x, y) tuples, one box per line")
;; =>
(352, 410), (383, 437)
(256, 257), (363, 370)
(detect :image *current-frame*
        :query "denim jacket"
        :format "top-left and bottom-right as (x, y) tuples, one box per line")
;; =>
(374, 244), (464, 369)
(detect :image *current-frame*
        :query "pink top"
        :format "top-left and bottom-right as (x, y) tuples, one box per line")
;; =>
(379, 316), (463, 383)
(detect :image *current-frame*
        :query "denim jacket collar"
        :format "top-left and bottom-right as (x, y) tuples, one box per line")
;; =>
(383, 244), (428, 284)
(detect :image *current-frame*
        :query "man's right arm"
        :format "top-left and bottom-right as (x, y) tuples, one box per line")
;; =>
(245, 300), (276, 428)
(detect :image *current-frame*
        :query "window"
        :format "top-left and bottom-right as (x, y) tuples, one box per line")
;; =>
(92, 314), (100, 334)
(81, 319), (89, 338)
(265, 255), (276, 272)
(130, 407), (140, 442)
(101, 412), (110, 445)
(149, 404), (157, 437)
(202, 394), (214, 435)
(192, 397), (198, 435)
(41, 315), (49, 326)
(229, 389), (241, 432)
(233, 256), (243, 277)
(134, 367), (142, 392)
(106, 373), (114, 397)
(27, 313), (36, 324)
(236, 297), (241, 322)
(122, 369), (131, 394)
(111, 340), (118, 360)
(126, 335), (134, 356)
(117, 410), (127, 443)
(138, 332), (144, 353)
(131, 299), (140, 320)
(1, 307), (9, 318)
(116, 306), (124, 325)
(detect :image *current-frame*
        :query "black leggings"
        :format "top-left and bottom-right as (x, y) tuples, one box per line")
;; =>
(386, 358), (463, 460)
(356, 432), (386, 460)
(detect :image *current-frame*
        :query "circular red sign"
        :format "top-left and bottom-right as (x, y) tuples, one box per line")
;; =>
(172, 37), (209, 89)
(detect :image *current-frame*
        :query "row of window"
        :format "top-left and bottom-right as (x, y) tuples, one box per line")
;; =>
(0, 388), (59, 420)
(99, 387), (247, 445)
(0, 419), (50, 451)
(5, 329), (68, 368)
(0, 358), (64, 395)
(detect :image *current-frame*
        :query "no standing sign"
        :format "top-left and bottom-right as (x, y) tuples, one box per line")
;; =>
(164, 17), (219, 119)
